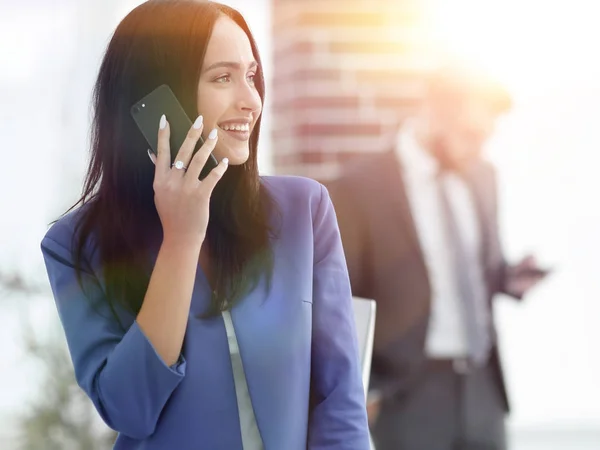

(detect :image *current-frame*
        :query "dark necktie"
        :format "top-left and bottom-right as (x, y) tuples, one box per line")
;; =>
(437, 171), (491, 366)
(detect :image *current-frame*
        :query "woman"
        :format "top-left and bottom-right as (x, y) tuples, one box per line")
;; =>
(40, 1), (370, 449)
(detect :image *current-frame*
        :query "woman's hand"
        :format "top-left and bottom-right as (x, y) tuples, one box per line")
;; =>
(148, 114), (227, 246)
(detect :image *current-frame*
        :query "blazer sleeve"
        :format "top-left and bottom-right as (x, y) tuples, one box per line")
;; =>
(482, 163), (517, 300)
(40, 230), (186, 440)
(307, 184), (371, 449)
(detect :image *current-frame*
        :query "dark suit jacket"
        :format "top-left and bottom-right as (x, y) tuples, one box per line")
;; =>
(328, 149), (516, 412)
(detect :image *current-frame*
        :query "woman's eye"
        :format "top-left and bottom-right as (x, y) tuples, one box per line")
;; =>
(247, 73), (256, 83)
(215, 75), (231, 83)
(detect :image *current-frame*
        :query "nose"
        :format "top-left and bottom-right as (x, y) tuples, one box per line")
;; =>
(236, 80), (261, 113)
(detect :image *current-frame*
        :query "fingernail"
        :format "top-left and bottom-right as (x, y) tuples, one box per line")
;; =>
(193, 115), (203, 129)
(147, 149), (156, 165)
(159, 114), (166, 130)
(208, 128), (218, 140)
(222, 157), (229, 165)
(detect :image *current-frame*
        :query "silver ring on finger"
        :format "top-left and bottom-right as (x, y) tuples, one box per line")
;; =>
(172, 160), (187, 171)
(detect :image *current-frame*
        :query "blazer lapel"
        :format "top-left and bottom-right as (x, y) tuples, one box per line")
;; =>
(462, 164), (494, 286)
(378, 150), (428, 273)
(228, 278), (293, 446)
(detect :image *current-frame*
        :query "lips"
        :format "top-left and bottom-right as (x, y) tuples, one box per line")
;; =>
(217, 120), (251, 141)
(219, 123), (250, 132)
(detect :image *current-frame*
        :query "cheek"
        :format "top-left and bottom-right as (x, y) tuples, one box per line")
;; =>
(252, 90), (263, 117)
(196, 90), (226, 126)
(211, 145), (228, 161)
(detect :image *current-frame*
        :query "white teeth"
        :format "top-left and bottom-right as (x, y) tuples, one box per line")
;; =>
(221, 123), (249, 132)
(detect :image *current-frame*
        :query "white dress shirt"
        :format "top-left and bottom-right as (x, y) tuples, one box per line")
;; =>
(222, 310), (264, 449)
(395, 124), (490, 358)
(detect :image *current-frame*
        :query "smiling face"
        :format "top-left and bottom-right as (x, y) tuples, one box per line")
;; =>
(196, 16), (262, 165)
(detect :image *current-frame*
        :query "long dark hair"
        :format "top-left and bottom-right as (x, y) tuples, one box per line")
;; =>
(67, 0), (277, 324)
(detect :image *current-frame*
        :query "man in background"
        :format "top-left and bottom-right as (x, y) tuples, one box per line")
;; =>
(328, 63), (550, 450)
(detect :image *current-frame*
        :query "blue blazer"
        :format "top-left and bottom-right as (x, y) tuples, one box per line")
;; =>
(41, 176), (370, 449)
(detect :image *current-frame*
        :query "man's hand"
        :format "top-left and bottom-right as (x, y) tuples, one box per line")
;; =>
(505, 254), (551, 299)
(366, 390), (382, 427)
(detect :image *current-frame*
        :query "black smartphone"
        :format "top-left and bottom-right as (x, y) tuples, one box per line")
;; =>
(519, 267), (553, 278)
(130, 84), (218, 180)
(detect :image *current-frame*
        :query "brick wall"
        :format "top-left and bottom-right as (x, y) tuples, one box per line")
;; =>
(270, 0), (436, 181)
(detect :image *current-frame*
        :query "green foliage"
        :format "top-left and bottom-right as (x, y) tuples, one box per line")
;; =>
(1, 271), (117, 449)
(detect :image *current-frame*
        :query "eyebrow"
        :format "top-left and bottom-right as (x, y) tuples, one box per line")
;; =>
(202, 61), (258, 73)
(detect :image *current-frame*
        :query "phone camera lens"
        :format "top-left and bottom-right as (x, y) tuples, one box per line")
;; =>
(133, 106), (140, 114)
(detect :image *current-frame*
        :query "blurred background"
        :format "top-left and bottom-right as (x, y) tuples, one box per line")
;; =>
(1, 0), (599, 448)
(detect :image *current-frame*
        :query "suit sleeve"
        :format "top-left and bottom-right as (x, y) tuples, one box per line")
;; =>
(307, 184), (371, 449)
(327, 176), (369, 299)
(481, 163), (519, 299)
(40, 232), (186, 440)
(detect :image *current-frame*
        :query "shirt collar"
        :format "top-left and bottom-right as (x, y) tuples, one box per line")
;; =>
(395, 120), (439, 178)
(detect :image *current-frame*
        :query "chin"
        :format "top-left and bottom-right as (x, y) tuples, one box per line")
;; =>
(214, 143), (250, 166)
